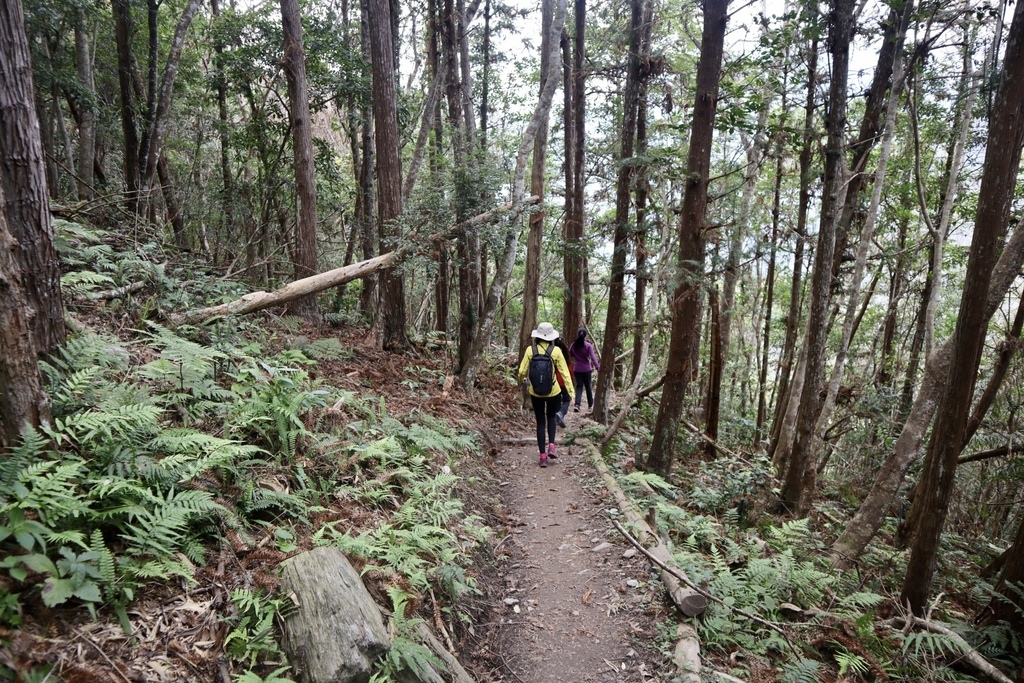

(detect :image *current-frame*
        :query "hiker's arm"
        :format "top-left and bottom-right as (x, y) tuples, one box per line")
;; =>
(556, 351), (575, 396)
(518, 347), (531, 385)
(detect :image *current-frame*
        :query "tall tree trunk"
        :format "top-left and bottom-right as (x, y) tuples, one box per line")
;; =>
(357, 0), (377, 317)
(806, 40), (907, 502)
(768, 28), (816, 462)
(211, 0), (233, 245)
(563, 0), (587, 340)
(281, 0), (319, 319)
(74, 10), (96, 200)
(0, 182), (49, 449)
(0, 0), (65, 357)
(899, 0), (1024, 614)
(830, 0), (915, 284)
(593, 0), (646, 424)
(519, 0), (554, 354)
(645, 0), (729, 477)
(427, 0), (447, 334)
(560, 26), (577, 341)
(368, 0), (408, 349)
(139, 0), (201, 201)
(111, 0), (141, 210)
(630, 0), (653, 385)
(778, 0), (854, 512)
(458, 0), (566, 390)
(756, 146), (784, 448)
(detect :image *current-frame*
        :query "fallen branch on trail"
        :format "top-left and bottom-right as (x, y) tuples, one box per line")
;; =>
(581, 441), (706, 617)
(415, 621), (476, 683)
(612, 519), (800, 657)
(885, 616), (1014, 683)
(580, 438), (704, 679)
(169, 197), (539, 326)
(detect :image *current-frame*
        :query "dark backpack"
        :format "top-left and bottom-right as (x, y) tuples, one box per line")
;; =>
(528, 342), (554, 395)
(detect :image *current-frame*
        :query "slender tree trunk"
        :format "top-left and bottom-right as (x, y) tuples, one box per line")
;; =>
(645, 0), (729, 477)
(458, 0), (566, 389)
(918, 36), (978, 357)
(806, 43), (907, 502)
(157, 155), (185, 243)
(358, 0), (377, 317)
(756, 147), (784, 448)
(830, 0), (915, 283)
(876, 213), (908, 388)
(111, 0), (141, 210)
(704, 288), (723, 455)
(519, 0), (554, 354)
(139, 0), (201, 200)
(563, 0), (587, 340)
(211, 0), (233, 245)
(769, 28), (816, 462)
(630, 0), (653, 384)
(560, 26), (577, 341)
(368, 0), (408, 349)
(779, 0), (854, 513)
(900, 0), (1024, 613)
(716, 111), (768, 431)
(74, 11), (96, 200)
(832, 1), (1024, 570)
(593, 0), (646, 424)
(281, 0), (319, 319)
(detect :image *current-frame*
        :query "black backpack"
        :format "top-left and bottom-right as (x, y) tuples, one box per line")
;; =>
(528, 342), (554, 394)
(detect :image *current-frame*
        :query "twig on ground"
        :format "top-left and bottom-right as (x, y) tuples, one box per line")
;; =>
(885, 615), (1014, 683)
(612, 520), (800, 657)
(71, 628), (134, 683)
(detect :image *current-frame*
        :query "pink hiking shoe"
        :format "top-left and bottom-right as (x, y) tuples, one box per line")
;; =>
(539, 452), (548, 468)
(547, 443), (558, 460)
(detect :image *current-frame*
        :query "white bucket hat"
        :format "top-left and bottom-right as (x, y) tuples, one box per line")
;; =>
(531, 322), (559, 341)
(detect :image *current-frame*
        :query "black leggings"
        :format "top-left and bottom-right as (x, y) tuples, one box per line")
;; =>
(531, 394), (561, 453)
(574, 371), (594, 408)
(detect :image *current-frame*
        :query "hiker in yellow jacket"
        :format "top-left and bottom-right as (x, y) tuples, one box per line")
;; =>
(518, 322), (574, 467)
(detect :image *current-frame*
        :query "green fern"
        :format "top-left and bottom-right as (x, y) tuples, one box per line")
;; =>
(897, 629), (965, 659)
(303, 338), (350, 361)
(780, 657), (823, 683)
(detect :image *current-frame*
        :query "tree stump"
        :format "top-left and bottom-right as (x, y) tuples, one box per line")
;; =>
(280, 547), (390, 683)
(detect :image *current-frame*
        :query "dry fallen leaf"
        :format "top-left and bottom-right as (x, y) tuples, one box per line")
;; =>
(582, 588), (593, 605)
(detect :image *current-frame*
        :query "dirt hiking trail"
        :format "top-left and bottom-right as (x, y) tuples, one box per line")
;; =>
(486, 410), (669, 682)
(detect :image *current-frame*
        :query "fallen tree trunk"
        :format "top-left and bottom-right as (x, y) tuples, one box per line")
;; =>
(582, 437), (704, 681)
(169, 197), (539, 326)
(581, 440), (707, 617)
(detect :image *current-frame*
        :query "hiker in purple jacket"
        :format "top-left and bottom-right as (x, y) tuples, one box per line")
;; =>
(568, 328), (600, 412)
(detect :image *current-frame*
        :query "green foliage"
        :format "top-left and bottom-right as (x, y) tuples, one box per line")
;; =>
(370, 588), (445, 683)
(232, 667), (295, 683)
(779, 657), (824, 683)
(224, 589), (293, 668)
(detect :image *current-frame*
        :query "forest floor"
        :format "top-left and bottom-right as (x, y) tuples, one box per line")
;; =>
(4, 321), (681, 681)
(479, 409), (670, 682)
